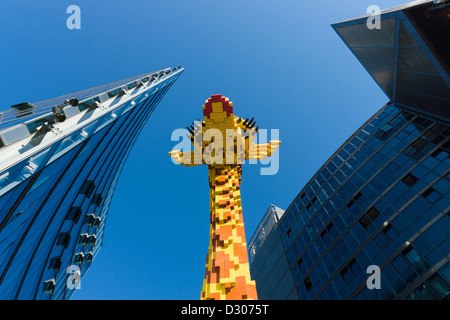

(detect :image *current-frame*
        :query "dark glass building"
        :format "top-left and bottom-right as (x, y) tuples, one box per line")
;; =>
(249, 1), (449, 300)
(0, 67), (183, 299)
(248, 205), (299, 300)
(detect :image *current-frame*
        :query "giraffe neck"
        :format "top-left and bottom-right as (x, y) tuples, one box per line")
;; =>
(200, 164), (258, 300)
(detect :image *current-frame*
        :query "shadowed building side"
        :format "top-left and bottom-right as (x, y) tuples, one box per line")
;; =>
(0, 67), (183, 299)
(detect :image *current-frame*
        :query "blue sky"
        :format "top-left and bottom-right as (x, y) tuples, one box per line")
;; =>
(0, 0), (409, 299)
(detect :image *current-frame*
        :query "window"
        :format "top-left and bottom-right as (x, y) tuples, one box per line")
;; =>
(391, 255), (409, 274)
(373, 232), (388, 249)
(42, 279), (55, 294)
(426, 273), (450, 299)
(79, 99), (93, 111)
(65, 207), (82, 224)
(432, 148), (448, 160)
(372, 152), (384, 162)
(73, 253), (84, 265)
(424, 123), (447, 144)
(374, 124), (394, 141)
(320, 222), (337, 247)
(340, 266), (352, 283)
(80, 180), (95, 198)
(48, 257), (62, 272)
(382, 224), (398, 240)
(443, 140), (450, 153)
(404, 137), (429, 159)
(412, 116), (432, 130)
(300, 193), (307, 203)
(26, 115), (53, 134)
(92, 96), (100, 104)
(339, 258), (360, 284)
(410, 284), (437, 300)
(56, 232), (71, 248)
(91, 193), (103, 207)
(359, 215), (371, 229)
(422, 188), (442, 203)
(83, 213), (95, 226)
(84, 252), (94, 263)
(348, 258), (361, 275)
(320, 229), (331, 246)
(354, 192), (362, 202)
(367, 207), (380, 221)
(107, 89), (119, 98)
(312, 196), (319, 207)
(88, 234), (96, 246)
(386, 162), (400, 174)
(84, 214), (101, 228)
(327, 222), (338, 239)
(347, 199), (356, 211)
(304, 276), (313, 291)
(313, 215), (322, 229)
(78, 233), (89, 246)
(287, 228), (292, 238)
(297, 258), (306, 274)
(78, 234), (96, 246)
(358, 207), (380, 229)
(402, 246), (421, 265)
(402, 173), (418, 187)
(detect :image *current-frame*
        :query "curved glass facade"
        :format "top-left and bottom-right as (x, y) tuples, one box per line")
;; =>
(249, 0), (449, 301)
(277, 102), (449, 300)
(0, 68), (182, 299)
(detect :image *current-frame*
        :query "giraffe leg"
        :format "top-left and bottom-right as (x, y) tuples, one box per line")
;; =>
(201, 165), (258, 300)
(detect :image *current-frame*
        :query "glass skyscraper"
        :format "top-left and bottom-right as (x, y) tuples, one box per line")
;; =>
(249, 1), (449, 300)
(0, 67), (183, 299)
(248, 205), (299, 300)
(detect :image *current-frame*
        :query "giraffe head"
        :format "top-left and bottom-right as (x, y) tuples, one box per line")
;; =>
(202, 94), (234, 125)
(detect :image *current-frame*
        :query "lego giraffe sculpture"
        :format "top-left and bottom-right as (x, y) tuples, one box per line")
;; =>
(169, 94), (280, 300)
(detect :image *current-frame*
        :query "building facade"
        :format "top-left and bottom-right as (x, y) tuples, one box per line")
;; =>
(0, 67), (183, 299)
(249, 0), (449, 300)
(248, 205), (299, 300)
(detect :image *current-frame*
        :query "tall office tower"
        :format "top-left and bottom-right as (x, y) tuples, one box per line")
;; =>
(248, 205), (299, 300)
(249, 0), (449, 300)
(0, 67), (183, 299)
